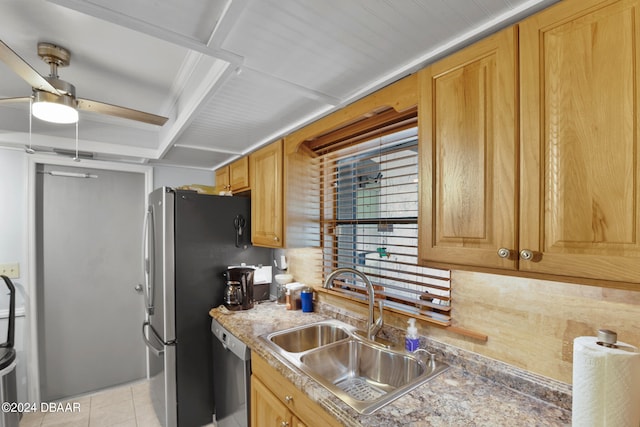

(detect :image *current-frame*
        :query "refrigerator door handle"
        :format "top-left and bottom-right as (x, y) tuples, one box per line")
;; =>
(142, 206), (155, 315)
(142, 321), (173, 357)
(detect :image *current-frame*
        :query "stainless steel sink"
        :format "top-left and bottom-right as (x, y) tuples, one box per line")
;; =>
(260, 320), (449, 414)
(267, 321), (353, 353)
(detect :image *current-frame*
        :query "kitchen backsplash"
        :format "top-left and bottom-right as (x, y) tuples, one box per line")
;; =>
(285, 247), (640, 384)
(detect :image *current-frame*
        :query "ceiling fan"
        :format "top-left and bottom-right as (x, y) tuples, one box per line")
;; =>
(0, 40), (168, 126)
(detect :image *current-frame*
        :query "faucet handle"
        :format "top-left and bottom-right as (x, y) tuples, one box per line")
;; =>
(412, 348), (437, 370)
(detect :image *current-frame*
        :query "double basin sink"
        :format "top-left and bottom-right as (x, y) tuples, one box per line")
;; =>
(260, 319), (449, 414)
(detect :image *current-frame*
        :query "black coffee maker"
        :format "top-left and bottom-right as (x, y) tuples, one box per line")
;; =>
(223, 267), (255, 311)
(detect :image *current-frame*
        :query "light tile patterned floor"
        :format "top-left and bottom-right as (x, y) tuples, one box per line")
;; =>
(18, 380), (175, 427)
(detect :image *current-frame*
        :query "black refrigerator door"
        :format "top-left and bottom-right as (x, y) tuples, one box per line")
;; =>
(173, 191), (271, 427)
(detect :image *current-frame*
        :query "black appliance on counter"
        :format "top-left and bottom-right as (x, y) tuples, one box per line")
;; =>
(141, 187), (271, 427)
(224, 267), (255, 311)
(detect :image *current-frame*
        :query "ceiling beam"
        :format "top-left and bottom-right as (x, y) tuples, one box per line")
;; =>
(0, 131), (158, 159)
(48, 0), (245, 66)
(207, 0), (251, 48)
(48, 0), (341, 108)
(155, 60), (234, 160)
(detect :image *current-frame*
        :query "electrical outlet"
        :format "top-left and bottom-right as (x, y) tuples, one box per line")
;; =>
(0, 263), (20, 279)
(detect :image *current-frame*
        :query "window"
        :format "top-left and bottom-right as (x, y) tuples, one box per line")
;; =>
(318, 125), (451, 326)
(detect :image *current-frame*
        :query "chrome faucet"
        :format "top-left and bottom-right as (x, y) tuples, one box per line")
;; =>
(323, 267), (383, 340)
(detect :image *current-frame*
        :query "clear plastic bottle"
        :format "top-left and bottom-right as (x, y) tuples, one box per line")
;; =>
(405, 318), (419, 352)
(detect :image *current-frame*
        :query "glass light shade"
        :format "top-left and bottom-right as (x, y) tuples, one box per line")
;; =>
(32, 91), (79, 124)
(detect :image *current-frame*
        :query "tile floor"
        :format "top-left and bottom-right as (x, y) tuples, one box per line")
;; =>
(18, 380), (190, 427)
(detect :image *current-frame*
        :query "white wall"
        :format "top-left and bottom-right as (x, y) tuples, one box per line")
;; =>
(152, 165), (214, 189)
(0, 147), (27, 303)
(0, 147), (29, 403)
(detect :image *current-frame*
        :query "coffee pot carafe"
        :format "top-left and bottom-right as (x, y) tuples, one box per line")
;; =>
(223, 267), (255, 310)
(224, 281), (243, 307)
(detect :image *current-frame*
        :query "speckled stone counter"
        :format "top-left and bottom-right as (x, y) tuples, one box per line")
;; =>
(209, 301), (571, 426)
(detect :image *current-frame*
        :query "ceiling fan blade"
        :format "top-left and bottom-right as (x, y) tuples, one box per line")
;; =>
(0, 40), (60, 95)
(77, 98), (168, 126)
(0, 96), (31, 104)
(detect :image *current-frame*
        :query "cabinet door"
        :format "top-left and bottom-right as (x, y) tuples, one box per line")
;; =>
(251, 140), (284, 247)
(419, 26), (518, 269)
(251, 376), (291, 427)
(215, 166), (230, 194)
(230, 156), (250, 192)
(292, 416), (306, 427)
(520, 0), (640, 283)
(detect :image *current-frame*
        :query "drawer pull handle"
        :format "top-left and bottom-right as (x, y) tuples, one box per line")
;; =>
(281, 422), (289, 427)
(284, 395), (293, 404)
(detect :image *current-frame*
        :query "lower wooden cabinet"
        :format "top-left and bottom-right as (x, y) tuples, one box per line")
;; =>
(250, 354), (341, 427)
(251, 376), (291, 427)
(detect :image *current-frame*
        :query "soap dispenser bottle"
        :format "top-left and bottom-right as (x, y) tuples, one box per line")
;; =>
(405, 318), (419, 352)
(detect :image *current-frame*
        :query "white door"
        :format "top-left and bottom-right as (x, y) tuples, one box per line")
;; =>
(36, 163), (146, 401)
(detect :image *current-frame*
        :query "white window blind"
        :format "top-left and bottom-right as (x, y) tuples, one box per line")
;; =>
(316, 121), (452, 327)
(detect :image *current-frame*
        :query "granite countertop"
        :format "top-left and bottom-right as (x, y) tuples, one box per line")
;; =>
(209, 301), (571, 427)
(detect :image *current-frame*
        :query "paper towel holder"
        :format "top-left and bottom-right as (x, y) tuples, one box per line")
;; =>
(597, 329), (618, 348)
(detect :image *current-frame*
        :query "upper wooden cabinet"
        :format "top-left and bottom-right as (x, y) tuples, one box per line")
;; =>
(418, 26), (518, 270)
(229, 156), (250, 192)
(419, 0), (640, 286)
(214, 166), (230, 194)
(215, 157), (250, 194)
(250, 139), (284, 247)
(518, 0), (640, 284)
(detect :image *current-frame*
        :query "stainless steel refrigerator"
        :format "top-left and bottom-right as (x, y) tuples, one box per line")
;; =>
(141, 187), (271, 427)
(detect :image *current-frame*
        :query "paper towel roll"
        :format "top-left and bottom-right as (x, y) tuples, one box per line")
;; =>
(572, 336), (640, 427)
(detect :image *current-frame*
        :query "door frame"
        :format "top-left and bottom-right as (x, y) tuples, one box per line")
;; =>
(26, 154), (153, 403)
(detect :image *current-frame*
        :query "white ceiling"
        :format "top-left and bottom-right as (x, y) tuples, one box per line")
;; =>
(0, 0), (560, 169)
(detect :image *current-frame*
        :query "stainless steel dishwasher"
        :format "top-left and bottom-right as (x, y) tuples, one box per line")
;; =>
(211, 318), (251, 427)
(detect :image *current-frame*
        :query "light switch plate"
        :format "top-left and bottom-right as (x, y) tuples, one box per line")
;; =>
(0, 263), (20, 279)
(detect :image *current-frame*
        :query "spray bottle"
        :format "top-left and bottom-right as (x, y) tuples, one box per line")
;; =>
(405, 318), (419, 352)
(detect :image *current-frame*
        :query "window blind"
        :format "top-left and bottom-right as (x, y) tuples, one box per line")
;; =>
(312, 117), (452, 327)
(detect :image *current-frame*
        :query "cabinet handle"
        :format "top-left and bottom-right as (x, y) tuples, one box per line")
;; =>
(497, 248), (511, 259)
(519, 249), (534, 261)
(284, 395), (293, 404)
(274, 236), (280, 242)
(280, 422), (289, 427)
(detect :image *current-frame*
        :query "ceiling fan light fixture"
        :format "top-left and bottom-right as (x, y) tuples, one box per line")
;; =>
(32, 90), (78, 124)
